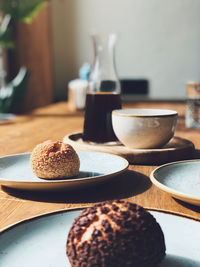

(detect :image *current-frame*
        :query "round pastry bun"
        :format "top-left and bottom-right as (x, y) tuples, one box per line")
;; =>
(66, 200), (166, 267)
(30, 140), (80, 179)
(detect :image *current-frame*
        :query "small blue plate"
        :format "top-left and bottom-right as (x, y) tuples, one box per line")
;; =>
(0, 209), (200, 266)
(0, 152), (128, 191)
(150, 159), (200, 206)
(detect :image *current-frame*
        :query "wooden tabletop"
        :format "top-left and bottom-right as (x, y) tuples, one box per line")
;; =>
(0, 100), (200, 231)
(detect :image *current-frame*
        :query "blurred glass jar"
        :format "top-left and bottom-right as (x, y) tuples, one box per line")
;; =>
(185, 82), (200, 128)
(68, 79), (88, 111)
(83, 33), (122, 143)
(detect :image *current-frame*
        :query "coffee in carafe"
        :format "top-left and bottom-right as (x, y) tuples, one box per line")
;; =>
(83, 91), (121, 143)
(83, 33), (121, 143)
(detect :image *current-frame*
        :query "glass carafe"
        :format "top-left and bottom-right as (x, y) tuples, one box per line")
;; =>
(83, 33), (121, 143)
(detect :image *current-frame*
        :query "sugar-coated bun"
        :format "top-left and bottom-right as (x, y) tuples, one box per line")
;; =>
(30, 140), (80, 179)
(66, 200), (166, 267)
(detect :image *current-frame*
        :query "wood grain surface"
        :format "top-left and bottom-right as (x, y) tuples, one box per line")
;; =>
(0, 100), (200, 231)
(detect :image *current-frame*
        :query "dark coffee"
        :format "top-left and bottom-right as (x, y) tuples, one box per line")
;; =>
(83, 92), (121, 143)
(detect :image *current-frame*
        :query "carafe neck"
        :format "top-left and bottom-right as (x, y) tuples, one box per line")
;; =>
(88, 33), (121, 93)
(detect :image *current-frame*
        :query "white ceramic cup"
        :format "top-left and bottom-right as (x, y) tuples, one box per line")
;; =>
(112, 108), (178, 149)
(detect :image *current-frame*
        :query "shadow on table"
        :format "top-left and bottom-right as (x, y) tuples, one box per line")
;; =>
(193, 149), (200, 159)
(2, 170), (151, 204)
(174, 198), (200, 213)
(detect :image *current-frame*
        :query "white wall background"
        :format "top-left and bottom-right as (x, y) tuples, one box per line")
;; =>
(51, 0), (200, 100)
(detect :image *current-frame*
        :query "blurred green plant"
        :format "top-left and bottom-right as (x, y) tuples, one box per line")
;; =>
(0, 0), (49, 113)
(0, 0), (49, 48)
(0, 0), (48, 23)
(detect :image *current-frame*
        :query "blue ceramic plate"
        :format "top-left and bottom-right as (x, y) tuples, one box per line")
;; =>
(0, 152), (128, 191)
(0, 209), (199, 266)
(150, 159), (200, 206)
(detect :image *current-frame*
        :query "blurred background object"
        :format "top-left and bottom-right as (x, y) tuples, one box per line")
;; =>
(68, 79), (88, 111)
(67, 62), (90, 111)
(1, 0), (199, 113)
(0, 0), (53, 113)
(0, 67), (29, 113)
(51, 0), (200, 102)
(185, 82), (200, 128)
(120, 79), (149, 101)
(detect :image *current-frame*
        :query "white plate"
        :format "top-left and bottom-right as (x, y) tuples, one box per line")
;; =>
(0, 152), (128, 191)
(150, 159), (200, 206)
(0, 209), (199, 266)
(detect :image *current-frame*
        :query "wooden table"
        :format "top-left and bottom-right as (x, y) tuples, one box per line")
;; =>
(0, 100), (200, 231)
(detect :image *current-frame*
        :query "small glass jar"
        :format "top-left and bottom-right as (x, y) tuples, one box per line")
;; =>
(185, 82), (200, 128)
(83, 33), (122, 143)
